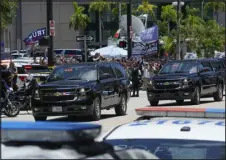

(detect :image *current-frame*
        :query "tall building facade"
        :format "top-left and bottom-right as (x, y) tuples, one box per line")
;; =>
(3, 0), (225, 50)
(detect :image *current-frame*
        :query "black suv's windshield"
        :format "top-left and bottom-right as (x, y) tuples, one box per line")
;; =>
(47, 65), (97, 82)
(159, 62), (198, 74)
(105, 139), (225, 159)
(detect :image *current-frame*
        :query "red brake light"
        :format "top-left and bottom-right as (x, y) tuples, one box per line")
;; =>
(24, 66), (32, 69)
(19, 76), (26, 81)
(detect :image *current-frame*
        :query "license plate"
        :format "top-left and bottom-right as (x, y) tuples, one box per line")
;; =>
(52, 106), (62, 112)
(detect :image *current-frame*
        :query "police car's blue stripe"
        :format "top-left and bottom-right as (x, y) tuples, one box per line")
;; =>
(2, 121), (101, 131)
(205, 108), (225, 113)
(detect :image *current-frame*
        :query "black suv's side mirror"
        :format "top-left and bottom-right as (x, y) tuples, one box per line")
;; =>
(200, 67), (211, 73)
(99, 73), (111, 80)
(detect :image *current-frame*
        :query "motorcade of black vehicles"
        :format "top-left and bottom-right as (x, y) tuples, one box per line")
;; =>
(31, 62), (130, 121)
(146, 59), (224, 106)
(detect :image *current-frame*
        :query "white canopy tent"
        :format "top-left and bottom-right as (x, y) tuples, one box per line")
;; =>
(90, 45), (127, 58)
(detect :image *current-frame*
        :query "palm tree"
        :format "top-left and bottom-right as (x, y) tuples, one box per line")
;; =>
(160, 5), (177, 35)
(161, 36), (174, 56)
(88, 0), (111, 47)
(136, 0), (157, 21)
(204, 0), (225, 22)
(69, 2), (90, 30)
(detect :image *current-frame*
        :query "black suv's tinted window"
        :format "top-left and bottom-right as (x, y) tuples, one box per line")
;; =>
(48, 65), (97, 81)
(201, 62), (213, 71)
(99, 65), (116, 78)
(159, 62), (198, 74)
(211, 61), (225, 71)
(112, 64), (125, 78)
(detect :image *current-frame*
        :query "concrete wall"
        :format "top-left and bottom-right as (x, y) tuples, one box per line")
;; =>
(20, 1), (84, 50)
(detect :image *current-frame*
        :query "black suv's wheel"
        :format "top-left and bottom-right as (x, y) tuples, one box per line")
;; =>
(191, 87), (200, 105)
(34, 116), (47, 121)
(176, 100), (184, 105)
(115, 94), (127, 116)
(213, 83), (223, 101)
(91, 97), (101, 121)
(149, 100), (159, 106)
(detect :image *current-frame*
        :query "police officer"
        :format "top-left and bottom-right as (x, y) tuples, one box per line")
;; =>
(131, 62), (140, 97)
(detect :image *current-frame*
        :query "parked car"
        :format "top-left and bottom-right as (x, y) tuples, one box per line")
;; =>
(147, 59), (224, 106)
(31, 62), (130, 121)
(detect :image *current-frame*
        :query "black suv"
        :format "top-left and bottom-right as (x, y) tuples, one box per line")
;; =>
(32, 62), (130, 121)
(147, 59), (224, 106)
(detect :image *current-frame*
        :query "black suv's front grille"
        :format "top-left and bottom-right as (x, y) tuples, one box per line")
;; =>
(39, 88), (77, 102)
(42, 95), (75, 102)
(154, 80), (181, 89)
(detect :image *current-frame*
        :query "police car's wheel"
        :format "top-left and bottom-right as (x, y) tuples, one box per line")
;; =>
(213, 83), (223, 101)
(191, 87), (200, 105)
(34, 116), (47, 121)
(91, 97), (101, 121)
(115, 94), (127, 116)
(176, 100), (184, 105)
(149, 100), (159, 106)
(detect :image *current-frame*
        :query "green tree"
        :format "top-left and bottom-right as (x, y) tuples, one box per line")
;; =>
(157, 20), (168, 36)
(89, 0), (111, 45)
(160, 5), (177, 35)
(161, 36), (175, 55)
(180, 6), (204, 52)
(199, 20), (225, 57)
(204, 0), (225, 22)
(69, 2), (90, 30)
(136, 0), (157, 21)
(0, 0), (17, 29)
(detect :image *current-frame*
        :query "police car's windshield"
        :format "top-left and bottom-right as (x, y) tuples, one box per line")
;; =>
(105, 139), (225, 159)
(48, 65), (97, 82)
(159, 62), (198, 74)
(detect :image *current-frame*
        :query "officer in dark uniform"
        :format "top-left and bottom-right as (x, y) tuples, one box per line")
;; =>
(131, 63), (140, 97)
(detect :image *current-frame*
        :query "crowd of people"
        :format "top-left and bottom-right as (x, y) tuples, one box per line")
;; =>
(87, 53), (167, 97)
(0, 52), (167, 97)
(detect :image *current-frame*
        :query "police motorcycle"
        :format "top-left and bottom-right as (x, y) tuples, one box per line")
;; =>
(15, 74), (39, 113)
(2, 121), (158, 159)
(1, 80), (20, 117)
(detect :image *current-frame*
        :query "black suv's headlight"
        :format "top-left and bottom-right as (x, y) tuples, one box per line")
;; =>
(77, 88), (91, 100)
(34, 89), (40, 100)
(182, 78), (192, 87)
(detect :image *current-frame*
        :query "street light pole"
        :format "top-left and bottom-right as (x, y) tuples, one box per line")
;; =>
(46, 0), (54, 66)
(127, 0), (132, 59)
(201, 0), (205, 20)
(176, 0), (181, 60)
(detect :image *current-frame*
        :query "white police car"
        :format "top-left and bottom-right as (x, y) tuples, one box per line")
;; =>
(1, 121), (158, 159)
(98, 107), (225, 159)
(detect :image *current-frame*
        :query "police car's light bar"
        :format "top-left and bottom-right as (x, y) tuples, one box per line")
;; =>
(2, 121), (101, 143)
(135, 107), (225, 118)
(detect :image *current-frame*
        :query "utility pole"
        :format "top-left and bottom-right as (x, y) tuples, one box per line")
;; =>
(46, 0), (54, 66)
(119, 0), (121, 28)
(176, 0), (181, 60)
(127, 0), (132, 59)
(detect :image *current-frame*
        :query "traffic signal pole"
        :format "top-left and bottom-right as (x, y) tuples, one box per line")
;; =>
(46, 0), (54, 66)
(127, 0), (132, 59)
